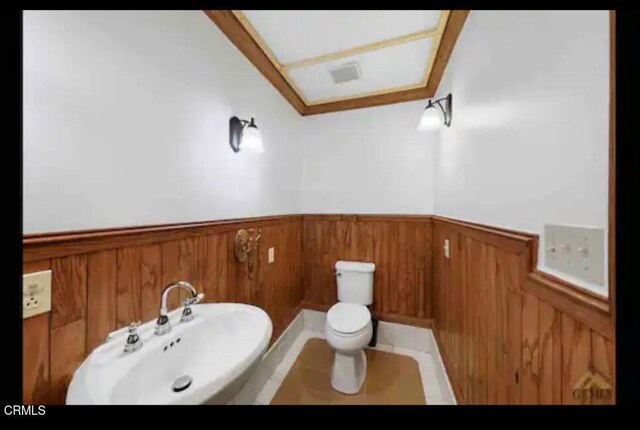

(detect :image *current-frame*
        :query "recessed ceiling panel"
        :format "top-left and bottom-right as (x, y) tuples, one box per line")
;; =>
(288, 38), (433, 104)
(242, 10), (442, 65)
(206, 10), (470, 114)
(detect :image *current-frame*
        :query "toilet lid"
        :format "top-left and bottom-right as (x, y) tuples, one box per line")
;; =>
(327, 303), (371, 334)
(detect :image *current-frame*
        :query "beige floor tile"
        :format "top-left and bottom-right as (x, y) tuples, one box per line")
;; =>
(270, 338), (425, 405)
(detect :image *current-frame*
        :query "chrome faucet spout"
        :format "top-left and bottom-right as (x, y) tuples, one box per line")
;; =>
(154, 281), (202, 336)
(159, 281), (197, 316)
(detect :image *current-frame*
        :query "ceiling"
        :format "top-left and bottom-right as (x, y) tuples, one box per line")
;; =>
(204, 10), (469, 115)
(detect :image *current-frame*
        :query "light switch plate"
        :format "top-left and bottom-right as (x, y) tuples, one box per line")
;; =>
(268, 247), (275, 264)
(23, 270), (52, 319)
(544, 224), (604, 286)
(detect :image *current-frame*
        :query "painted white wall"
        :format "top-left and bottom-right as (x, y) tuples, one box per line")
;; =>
(433, 10), (610, 294)
(300, 101), (436, 214)
(23, 10), (610, 294)
(23, 10), (302, 233)
(23, 11), (435, 232)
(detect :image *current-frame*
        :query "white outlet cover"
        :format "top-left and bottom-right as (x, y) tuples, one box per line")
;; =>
(23, 270), (52, 319)
(268, 247), (275, 264)
(544, 224), (604, 286)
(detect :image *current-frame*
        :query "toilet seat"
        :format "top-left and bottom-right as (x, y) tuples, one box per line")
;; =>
(327, 303), (371, 336)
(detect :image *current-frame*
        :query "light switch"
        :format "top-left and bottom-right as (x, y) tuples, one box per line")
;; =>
(544, 224), (604, 285)
(268, 247), (275, 264)
(23, 270), (52, 319)
(444, 239), (450, 259)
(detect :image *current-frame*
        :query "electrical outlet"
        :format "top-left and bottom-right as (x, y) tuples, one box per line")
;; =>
(23, 270), (52, 319)
(444, 239), (450, 259)
(268, 247), (275, 264)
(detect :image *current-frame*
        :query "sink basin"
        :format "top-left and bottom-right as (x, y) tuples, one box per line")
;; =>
(66, 303), (272, 405)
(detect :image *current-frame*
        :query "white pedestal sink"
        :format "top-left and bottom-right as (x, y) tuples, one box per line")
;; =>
(66, 303), (272, 405)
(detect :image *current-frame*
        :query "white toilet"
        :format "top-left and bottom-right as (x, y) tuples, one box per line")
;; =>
(325, 260), (375, 395)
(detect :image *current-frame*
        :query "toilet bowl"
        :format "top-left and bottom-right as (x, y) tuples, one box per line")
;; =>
(325, 302), (373, 394)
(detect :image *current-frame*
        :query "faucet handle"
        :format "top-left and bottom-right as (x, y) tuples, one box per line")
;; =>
(181, 293), (204, 323)
(124, 321), (143, 353)
(182, 293), (205, 306)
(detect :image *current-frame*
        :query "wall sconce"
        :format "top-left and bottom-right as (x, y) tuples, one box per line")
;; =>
(229, 116), (264, 153)
(235, 228), (262, 279)
(418, 93), (452, 131)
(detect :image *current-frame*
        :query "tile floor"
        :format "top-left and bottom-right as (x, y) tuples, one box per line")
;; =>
(270, 338), (425, 405)
(254, 328), (454, 405)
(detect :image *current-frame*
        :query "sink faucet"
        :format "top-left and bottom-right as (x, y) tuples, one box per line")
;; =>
(154, 281), (204, 336)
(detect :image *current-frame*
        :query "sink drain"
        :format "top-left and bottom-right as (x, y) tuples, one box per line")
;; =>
(172, 375), (193, 392)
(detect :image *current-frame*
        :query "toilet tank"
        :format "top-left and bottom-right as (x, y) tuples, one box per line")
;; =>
(335, 261), (375, 305)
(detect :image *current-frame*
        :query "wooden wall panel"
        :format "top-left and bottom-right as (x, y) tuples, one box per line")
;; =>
(301, 215), (433, 325)
(86, 250), (117, 351)
(22, 215), (303, 404)
(591, 331), (615, 405)
(485, 246), (499, 404)
(561, 314), (592, 405)
(50, 319), (86, 404)
(140, 244), (162, 322)
(462, 237), (476, 403)
(116, 247), (142, 327)
(51, 255), (87, 329)
(539, 302), (562, 404)
(432, 217), (615, 405)
(521, 292), (540, 404)
(257, 223), (304, 340)
(22, 314), (50, 404)
(201, 234), (220, 303)
(506, 288), (522, 404)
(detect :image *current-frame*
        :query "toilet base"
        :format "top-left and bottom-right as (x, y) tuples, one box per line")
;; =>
(330, 349), (367, 395)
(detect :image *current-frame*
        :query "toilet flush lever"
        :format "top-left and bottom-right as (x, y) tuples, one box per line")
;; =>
(335, 271), (342, 277)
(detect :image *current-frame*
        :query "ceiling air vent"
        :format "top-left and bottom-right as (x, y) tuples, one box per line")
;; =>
(329, 61), (361, 84)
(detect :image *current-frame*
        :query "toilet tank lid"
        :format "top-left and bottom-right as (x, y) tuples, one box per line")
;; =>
(335, 261), (375, 273)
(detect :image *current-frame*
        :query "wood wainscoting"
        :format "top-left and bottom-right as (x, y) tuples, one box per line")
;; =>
(22, 215), (304, 404)
(301, 215), (433, 327)
(431, 216), (615, 405)
(23, 213), (614, 405)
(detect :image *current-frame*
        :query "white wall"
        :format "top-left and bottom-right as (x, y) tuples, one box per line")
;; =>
(23, 10), (610, 293)
(23, 11), (435, 232)
(23, 10), (302, 233)
(433, 10), (610, 294)
(300, 100), (436, 214)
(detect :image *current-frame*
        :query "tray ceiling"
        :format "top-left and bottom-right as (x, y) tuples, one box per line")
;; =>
(204, 10), (469, 115)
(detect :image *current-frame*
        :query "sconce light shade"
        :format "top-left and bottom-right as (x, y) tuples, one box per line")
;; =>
(418, 93), (452, 131)
(241, 118), (264, 153)
(229, 116), (264, 153)
(418, 106), (443, 131)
